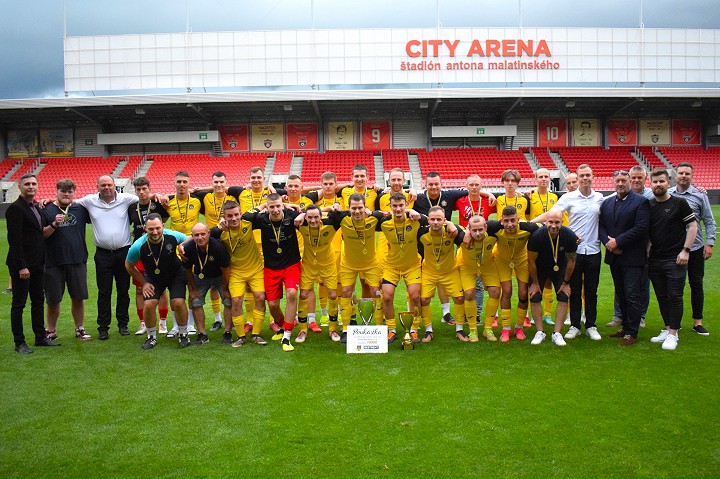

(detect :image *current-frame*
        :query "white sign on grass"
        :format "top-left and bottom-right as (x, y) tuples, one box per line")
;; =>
(346, 325), (388, 354)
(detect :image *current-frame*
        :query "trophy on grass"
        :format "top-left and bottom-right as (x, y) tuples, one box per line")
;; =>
(351, 294), (375, 326)
(397, 307), (419, 350)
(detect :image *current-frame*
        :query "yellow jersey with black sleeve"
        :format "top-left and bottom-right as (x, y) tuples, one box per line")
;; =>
(338, 210), (384, 270)
(340, 186), (378, 211)
(496, 194), (529, 221)
(166, 195), (202, 235)
(210, 222), (262, 272)
(378, 190), (415, 212)
(199, 191), (238, 228)
(417, 225), (464, 274)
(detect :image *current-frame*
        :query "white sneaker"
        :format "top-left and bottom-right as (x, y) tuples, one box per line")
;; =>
(564, 316), (571, 325)
(158, 320), (168, 334)
(606, 316), (623, 327)
(651, 329), (669, 343)
(295, 331), (307, 343)
(661, 333), (679, 350)
(531, 331), (546, 345)
(585, 327), (601, 340)
(564, 326), (581, 339)
(640, 319), (646, 328)
(187, 325), (197, 335)
(135, 322), (146, 335)
(166, 329), (179, 338)
(551, 332), (567, 346)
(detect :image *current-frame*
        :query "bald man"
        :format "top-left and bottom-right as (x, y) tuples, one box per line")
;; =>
(527, 210), (578, 346)
(76, 175), (141, 340)
(181, 223), (231, 344)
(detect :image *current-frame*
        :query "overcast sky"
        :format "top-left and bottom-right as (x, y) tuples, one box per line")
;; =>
(0, 0), (717, 99)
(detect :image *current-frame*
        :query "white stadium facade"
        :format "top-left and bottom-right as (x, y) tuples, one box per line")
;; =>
(1, 25), (719, 203)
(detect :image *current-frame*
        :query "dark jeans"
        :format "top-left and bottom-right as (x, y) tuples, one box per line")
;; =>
(569, 252), (601, 330)
(10, 267), (46, 346)
(649, 257), (687, 330)
(613, 265), (650, 320)
(687, 248), (705, 320)
(610, 264), (646, 338)
(95, 246), (131, 332)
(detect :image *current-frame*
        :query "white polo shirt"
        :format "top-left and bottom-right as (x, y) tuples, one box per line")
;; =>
(549, 188), (604, 255)
(76, 192), (139, 250)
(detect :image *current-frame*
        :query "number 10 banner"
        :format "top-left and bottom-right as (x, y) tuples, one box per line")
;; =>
(537, 118), (568, 147)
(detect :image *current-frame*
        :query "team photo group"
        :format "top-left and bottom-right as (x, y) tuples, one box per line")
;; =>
(7, 160), (714, 354)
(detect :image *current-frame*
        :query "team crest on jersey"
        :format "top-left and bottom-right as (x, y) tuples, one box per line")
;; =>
(165, 244), (173, 252)
(440, 200), (447, 207)
(209, 256), (215, 262)
(149, 203), (156, 210)
(406, 225), (412, 231)
(365, 224), (372, 229)
(189, 204), (195, 210)
(242, 227), (248, 233)
(323, 231), (329, 236)
(550, 199), (555, 205)
(444, 240), (451, 246)
(486, 244), (493, 251)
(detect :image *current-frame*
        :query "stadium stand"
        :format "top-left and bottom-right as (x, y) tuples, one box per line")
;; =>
(381, 149), (410, 170)
(35, 157), (120, 198)
(143, 153), (271, 192)
(116, 155), (145, 178)
(273, 151), (294, 175)
(415, 148), (535, 188)
(0, 158), (18, 179)
(300, 150), (376, 183)
(526, 147), (559, 170)
(9, 159), (40, 183)
(658, 146), (720, 187)
(555, 146), (642, 190)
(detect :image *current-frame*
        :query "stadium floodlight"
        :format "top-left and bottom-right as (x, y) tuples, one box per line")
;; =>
(135, 108), (145, 115)
(283, 104), (293, 111)
(691, 100), (703, 107)
(419, 102), (429, 109)
(565, 100), (575, 108)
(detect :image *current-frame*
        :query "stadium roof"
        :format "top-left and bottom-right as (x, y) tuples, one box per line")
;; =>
(0, 87), (718, 128)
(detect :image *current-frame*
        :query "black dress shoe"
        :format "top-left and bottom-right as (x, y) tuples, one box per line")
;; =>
(98, 330), (109, 340)
(35, 338), (61, 347)
(119, 326), (131, 336)
(15, 342), (33, 354)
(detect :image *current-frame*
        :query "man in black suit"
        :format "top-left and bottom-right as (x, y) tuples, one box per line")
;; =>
(599, 170), (650, 345)
(6, 174), (63, 353)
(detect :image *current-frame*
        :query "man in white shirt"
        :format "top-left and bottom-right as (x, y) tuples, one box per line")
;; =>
(76, 175), (140, 340)
(532, 164), (604, 341)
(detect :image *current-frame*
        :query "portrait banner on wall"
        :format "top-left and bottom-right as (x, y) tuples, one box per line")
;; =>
(537, 119), (567, 148)
(327, 122), (355, 150)
(639, 119), (671, 146)
(287, 123), (319, 150)
(361, 121), (391, 150)
(607, 119), (638, 146)
(671, 119), (702, 146)
(572, 119), (599, 146)
(40, 128), (74, 157)
(7, 129), (39, 158)
(218, 124), (249, 152)
(251, 123), (285, 151)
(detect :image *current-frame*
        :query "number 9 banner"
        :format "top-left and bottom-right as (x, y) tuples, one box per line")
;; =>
(361, 121), (391, 150)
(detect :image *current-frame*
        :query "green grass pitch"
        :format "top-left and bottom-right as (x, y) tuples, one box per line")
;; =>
(0, 208), (719, 478)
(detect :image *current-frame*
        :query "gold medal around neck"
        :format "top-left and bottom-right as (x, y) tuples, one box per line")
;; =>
(63, 215), (69, 221)
(553, 265), (560, 272)
(154, 268), (160, 274)
(198, 273), (205, 279)
(435, 264), (441, 271)
(508, 262), (515, 269)
(276, 247), (282, 254)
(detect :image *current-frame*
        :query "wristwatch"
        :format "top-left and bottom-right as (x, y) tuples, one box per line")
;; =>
(683, 247), (691, 253)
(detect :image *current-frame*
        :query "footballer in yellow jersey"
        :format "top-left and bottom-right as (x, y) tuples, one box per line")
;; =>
(339, 164), (379, 210)
(211, 201), (267, 345)
(294, 205), (344, 340)
(336, 193), (385, 342)
(496, 169), (529, 221)
(378, 192), (425, 343)
(455, 215), (501, 342)
(415, 206), (463, 342)
(487, 205), (540, 342)
(166, 172), (202, 235)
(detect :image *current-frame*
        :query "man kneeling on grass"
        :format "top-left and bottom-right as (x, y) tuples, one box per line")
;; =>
(125, 213), (190, 350)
